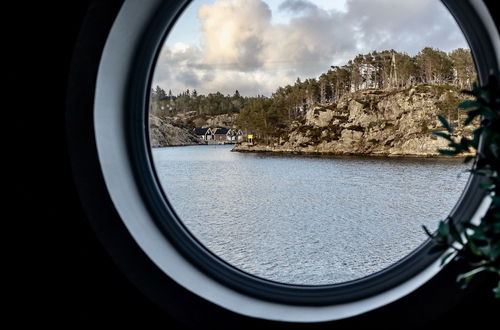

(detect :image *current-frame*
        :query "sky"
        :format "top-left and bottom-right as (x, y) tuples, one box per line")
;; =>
(152, 0), (470, 97)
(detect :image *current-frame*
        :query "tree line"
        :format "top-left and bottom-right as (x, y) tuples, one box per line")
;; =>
(151, 47), (475, 138)
(150, 88), (251, 117)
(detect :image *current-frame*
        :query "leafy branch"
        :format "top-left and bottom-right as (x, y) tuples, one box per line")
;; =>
(424, 74), (500, 298)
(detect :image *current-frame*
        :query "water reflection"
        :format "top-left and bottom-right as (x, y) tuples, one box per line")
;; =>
(153, 145), (469, 284)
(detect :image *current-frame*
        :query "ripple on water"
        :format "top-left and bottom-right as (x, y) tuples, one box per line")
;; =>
(153, 145), (470, 285)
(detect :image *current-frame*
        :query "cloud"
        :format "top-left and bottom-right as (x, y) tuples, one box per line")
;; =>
(153, 0), (469, 96)
(153, 41), (294, 96)
(342, 0), (466, 55)
(195, 0), (355, 75)
(278, 0), (318, 13)
(197, 0), (272, 71)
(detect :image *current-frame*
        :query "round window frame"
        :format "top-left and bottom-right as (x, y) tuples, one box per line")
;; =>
(92, 0), (499, 322)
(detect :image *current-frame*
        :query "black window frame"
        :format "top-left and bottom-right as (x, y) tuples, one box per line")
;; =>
(125, 0), (497, 306)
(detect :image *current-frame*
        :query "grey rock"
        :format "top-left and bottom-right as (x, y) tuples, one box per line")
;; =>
(234, 85), (474, 157)
(149, 114), (204, 147)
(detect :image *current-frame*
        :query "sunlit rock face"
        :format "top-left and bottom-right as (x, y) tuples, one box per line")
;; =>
(203, 113), (239, 129)
(234, 85), (474, 156)
(149, 115), (203, 147)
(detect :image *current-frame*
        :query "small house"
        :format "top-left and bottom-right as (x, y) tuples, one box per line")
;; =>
(226, 129), (244, 143)
(234, 129), (244, 142)
(213, 127), (229, 142)
(193, 127), (213, 141)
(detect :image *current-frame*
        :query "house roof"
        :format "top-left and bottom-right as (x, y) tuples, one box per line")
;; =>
(213, 127), (229, 135)
(193, 127), (211, 135)
(226, 129), (242, 136)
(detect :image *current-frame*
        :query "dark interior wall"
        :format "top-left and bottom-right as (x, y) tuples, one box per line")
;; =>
(14, 1), (499, 328)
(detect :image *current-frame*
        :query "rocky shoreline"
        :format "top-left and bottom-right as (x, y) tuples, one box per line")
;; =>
(231, 143), (471, 158)
(233, 85), (474, 157)
(149, 114), (204, 147)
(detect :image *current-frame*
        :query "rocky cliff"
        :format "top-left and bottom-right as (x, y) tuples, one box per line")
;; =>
(149, 115), (203, 147)
(234, 85), (473, 156)
(202, 113), (239, 129)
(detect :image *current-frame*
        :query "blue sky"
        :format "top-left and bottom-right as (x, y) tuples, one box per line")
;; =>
(153, 0), (469, 97)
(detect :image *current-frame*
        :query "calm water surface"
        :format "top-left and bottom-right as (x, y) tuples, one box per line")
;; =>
(153, 144), (469, 285)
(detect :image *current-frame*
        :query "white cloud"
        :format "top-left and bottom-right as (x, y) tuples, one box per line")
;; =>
(198, 0), (272, 71)
(153, 0), (468, 96)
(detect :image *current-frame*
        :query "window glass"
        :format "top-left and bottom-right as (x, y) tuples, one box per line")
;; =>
(150, 0), (476, 285)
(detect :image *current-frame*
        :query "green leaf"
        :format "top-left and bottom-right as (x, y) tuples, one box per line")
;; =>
(457, 266), (488, 289)
(430, 76), (500, 298)
(441, 251), (456, 266)
(448, 221), (463, 245)
(479, 245), (491, 257)
(465, 238), (481, 256)
(459, 100), (479, 109)
(433, 131), (452, 141)
(490, 243), (500, 260)
(480, 182), (495, 190)
(461, 87), (476, 96)
(438, 149), (458, 156)
(463, 155), (475, 163)
(422, 225), (434, 238)
(493, 222), (500, 234)
(438, 115), (453, 132)
(469, 227), (488, 241)
(464, 109), (482, 126)
(494, 281), (500, 299)
(486, 266), (500, 275)
(459, 137), (470, 149)
(472, 168), (492, 176)
(438, 221), (450, 238)
(489, 143), (500, 159)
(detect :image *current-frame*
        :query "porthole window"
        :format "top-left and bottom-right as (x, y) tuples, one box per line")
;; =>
(150, 0), (478, 289)
(141, 0), (488, 300)
(73, 0), (500, 324)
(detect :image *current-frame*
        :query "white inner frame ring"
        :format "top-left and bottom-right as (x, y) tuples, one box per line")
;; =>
(94, 0), (498, 322)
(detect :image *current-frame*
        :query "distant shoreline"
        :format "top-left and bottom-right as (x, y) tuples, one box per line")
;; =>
(151, 143), (232, 148)
(231, 146), (472, 159)
(152, 143), (472, 159)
